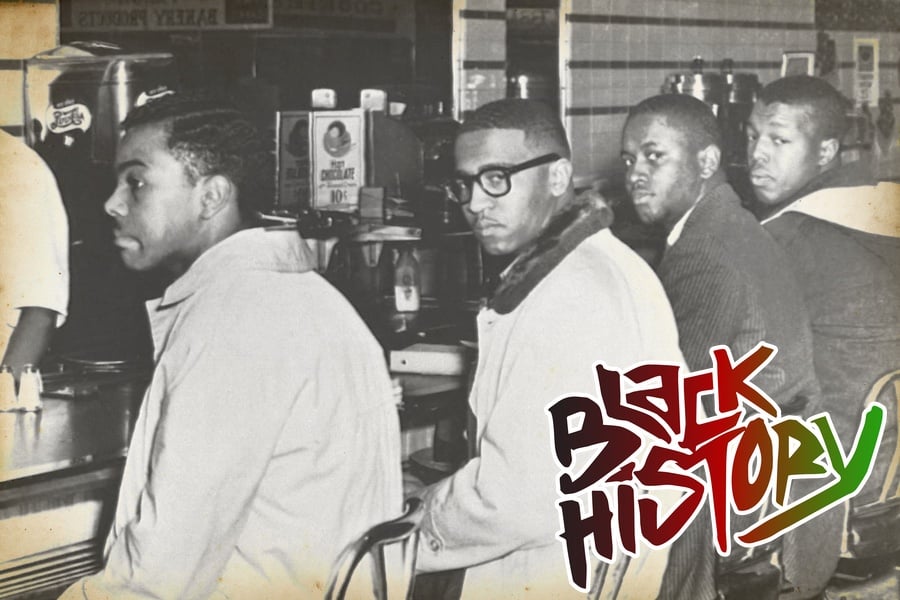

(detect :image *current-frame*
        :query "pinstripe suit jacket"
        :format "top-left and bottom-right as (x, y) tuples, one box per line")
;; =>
(655, 182), (822, 600)
(658, 182), (819, 412)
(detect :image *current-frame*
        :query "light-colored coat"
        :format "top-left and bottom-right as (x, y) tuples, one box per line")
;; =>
(418, 227), (684, 599)
(63, 229), (402, 599)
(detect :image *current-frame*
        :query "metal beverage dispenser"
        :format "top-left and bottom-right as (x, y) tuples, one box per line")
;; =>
(662, 58), (760, 207)
(24, 42), (176, 360)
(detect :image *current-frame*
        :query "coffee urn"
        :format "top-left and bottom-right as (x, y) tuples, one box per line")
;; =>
(24, 42), (176, 361)
(662, 58), (760, 206)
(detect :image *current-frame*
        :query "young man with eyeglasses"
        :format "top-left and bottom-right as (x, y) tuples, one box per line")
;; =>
(414, 98), (685, 598)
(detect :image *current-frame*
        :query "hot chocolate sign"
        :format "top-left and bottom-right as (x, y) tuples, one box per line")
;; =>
(310, 109), (365, 212)
(546, 343), (885, 592)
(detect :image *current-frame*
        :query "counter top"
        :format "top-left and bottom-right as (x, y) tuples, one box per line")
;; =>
(0, 372), (466, 599)
(0, 372), (465, 487)
(0, 377), (147, 485)
(397, 373), (466, 430)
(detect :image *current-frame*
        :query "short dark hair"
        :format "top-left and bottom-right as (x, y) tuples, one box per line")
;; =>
(626, 94), (723, 151)
(757, 76), (849, 141)
(458, 98), (571, 159)
(122, 93), (271, 218)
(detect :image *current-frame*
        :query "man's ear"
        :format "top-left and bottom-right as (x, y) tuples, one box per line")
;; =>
(817, 137), (840, 166)
(198, 174), (237, 219)
(548, 157), (573, 196)
(696, 144), (721, 180)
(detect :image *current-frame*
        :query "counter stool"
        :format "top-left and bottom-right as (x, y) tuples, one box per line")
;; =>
(325, 497), (425, 600)
(829, 369), (900, 592)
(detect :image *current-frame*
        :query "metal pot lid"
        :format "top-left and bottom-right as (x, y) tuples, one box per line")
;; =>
(664, 74), (725, 101)
(61, 353), (148, 374)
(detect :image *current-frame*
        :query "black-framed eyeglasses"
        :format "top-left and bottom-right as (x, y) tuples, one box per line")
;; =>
(444, 153), (561, 206)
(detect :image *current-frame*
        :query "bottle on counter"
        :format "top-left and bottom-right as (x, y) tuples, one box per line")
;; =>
(0, 365), (16, 411)
(394, 246), (421, 313)
(18, 364), (43, 412)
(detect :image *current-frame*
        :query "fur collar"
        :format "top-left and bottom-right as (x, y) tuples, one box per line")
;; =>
(489, 195), (614, 315)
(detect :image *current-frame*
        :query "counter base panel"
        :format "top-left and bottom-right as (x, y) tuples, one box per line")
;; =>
(0, 463), (122, 600)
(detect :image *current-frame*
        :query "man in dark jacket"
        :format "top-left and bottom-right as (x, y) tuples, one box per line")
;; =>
(621, 93), (821, 600)
(749, 75), (900, 599)
(622, 94), (819, 406)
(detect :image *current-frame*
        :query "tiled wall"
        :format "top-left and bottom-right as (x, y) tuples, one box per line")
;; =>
(452, 0), (507, 120)
(562, 0), (817, 183)
(0, 1), (58, 138)
(448, 0), (900, 184)
(561, 0), (900, 183)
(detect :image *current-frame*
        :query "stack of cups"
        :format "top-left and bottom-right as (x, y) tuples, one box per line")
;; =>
(391, 377), (404, 407)
(19, 365), (43, 411)
(0, 366), (15, 411)
(0, 364), (43, 412)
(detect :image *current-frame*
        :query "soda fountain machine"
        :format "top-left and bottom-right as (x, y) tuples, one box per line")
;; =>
(24, 42), (176, 364)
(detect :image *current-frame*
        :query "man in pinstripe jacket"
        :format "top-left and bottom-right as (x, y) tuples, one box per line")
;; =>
(621, 94), (822, 600)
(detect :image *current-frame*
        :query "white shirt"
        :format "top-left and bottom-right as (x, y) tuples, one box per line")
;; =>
(0, 130), (69, 359)
(666, 193), (704, 247)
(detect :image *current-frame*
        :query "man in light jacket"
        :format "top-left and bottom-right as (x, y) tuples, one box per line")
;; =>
(415, 98), (685, 598)
(60, 94), (402, 599)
